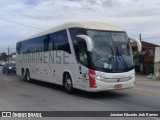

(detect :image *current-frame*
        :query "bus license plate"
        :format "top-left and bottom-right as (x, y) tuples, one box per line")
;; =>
(114, 84), (122, 89)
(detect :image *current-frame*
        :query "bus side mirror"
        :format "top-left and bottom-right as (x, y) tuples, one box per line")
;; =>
(129, 37), (142, 52)
(76, 35), (93, 52)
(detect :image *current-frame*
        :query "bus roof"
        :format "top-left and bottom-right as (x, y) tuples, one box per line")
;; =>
(22, 22), (125, 41)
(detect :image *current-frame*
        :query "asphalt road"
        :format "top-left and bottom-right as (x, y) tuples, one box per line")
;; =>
(0, 66), (160, 120)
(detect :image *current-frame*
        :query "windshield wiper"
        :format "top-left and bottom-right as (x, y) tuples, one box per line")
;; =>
(116, 46), (128, 69)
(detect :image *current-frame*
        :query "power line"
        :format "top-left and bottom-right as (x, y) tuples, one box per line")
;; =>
(1, 2), (160, 18)
(0, 24), (43, 31)
(1, 1), (160, 19)
(126, 8), (160, 14)
(0, 17), (45, 30)
(143, 36), (160, 40)
(0, 1), (18, 6)
(129, 34), (160, 41)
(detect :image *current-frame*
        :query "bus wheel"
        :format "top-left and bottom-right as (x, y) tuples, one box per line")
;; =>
(7, 70), (10, 74)
(21, 69), (25, 81)
(63, 73), (73, 93)
(25, 70), (32, 83)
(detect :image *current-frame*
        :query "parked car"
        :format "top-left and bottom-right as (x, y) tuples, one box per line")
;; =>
(2, 63), (16, 74)
(2, 62), (7, 66)
(0, 61), (5, 66)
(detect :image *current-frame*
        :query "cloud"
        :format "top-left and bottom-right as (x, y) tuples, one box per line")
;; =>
(23, 0), (41, 6)
(0, 0), (160, 49)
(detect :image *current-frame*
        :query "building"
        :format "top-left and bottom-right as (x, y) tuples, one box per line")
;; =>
(154, 47), (160, 77)
(131, 41), (160, 76)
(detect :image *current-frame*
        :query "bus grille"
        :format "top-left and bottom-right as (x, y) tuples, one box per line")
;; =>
(101, 77), (132, 83)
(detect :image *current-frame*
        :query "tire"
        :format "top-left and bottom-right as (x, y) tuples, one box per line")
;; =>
(21, 70), (26, 81)
(7, 70), (10, 74)
(63, 73), (74, 93)
(25, 70), (32, 83)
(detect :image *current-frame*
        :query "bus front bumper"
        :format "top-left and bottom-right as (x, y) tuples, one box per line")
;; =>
(84, 77), (135, 92)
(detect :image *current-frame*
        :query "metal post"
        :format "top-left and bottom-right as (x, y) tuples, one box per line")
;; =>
(8, 46), (10, 62)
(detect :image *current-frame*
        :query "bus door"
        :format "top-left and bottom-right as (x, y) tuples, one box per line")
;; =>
(75, 41), (89, 88)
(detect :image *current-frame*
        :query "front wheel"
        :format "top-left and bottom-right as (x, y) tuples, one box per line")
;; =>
(63, 74), (73, 93)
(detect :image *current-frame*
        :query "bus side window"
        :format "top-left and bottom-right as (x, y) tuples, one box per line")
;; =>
(44, 34), (51, 51)
(16, 42), (22, 54)
(78, 41), (88, 66)
(49, 30), (71, 53)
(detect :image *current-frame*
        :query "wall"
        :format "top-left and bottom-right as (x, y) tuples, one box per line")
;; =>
(154, 63), (160, 77)
(154, 47), (160, 76)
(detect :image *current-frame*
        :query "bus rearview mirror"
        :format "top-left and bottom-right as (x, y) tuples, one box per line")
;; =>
(129, 37), (142, 52)
(76, 35), (93, 52)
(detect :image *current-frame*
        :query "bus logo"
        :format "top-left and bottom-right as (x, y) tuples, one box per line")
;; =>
(117, 79), (120, 82)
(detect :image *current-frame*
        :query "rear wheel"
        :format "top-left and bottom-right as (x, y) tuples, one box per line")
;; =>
(21, 70), (25, 81)
(25, 70), (32, 82)
(63, 73), (73, 93)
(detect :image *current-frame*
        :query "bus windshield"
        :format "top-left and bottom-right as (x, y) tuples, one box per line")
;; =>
(87, 30), (133, 71)
(69, 28), (134, 72)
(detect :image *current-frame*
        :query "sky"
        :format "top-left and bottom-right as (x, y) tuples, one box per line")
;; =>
(0, 0), (160, 52)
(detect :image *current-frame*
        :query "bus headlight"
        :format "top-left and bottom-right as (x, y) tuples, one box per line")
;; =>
(96, 76), (105, 81)
(9, 67), (12, 69)
(129, 75), (135, 79)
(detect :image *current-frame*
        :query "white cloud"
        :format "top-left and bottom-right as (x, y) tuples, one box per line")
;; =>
(0, 0), (160, 49)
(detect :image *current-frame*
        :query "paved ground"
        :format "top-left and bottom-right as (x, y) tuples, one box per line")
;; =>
(0, 66), (160, 120)
(134, 74), (160, 97)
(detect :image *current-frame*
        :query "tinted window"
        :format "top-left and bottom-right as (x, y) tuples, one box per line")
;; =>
(16, 42), (21, 54)
(16, 30), (71, 54)
(17, 36), (44, 53)
(49, 30), (71, 53)
(78, 41), (88, 66)
(44, 34), (51, 51)
(69, 28), (86, 45)
(69, 28), (86, 61)
(24, 36), (44, 53)
(8, 63), (16, 66)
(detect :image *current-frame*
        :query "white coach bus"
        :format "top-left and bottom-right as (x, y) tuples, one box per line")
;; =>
(16, 22), (141, 93)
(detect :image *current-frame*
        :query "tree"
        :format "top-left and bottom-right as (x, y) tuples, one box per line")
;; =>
(0, 52), (7, 61)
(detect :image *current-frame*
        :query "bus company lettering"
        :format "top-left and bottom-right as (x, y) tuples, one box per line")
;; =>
(17, 51), (69, 64)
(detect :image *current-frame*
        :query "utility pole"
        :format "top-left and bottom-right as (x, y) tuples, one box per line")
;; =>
(139, 34), (141, 41)
(8, 46), (10, 62)
(139, 34), (145, 74)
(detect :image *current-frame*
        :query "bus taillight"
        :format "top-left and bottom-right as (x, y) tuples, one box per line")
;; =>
(88, 69), (96, 88)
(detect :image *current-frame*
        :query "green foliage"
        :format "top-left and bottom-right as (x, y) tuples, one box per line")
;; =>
(0, 52), (7, 61)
